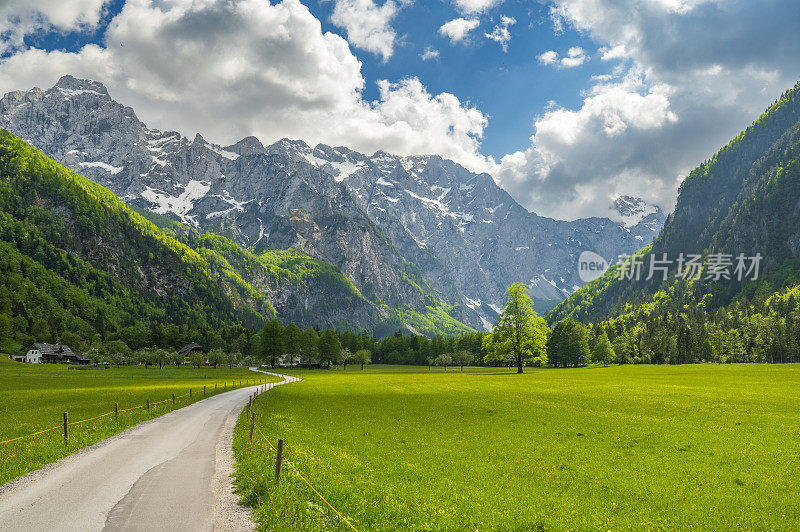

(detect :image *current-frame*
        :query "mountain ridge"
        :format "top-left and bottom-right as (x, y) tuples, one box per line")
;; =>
(0, 75), (666, 329)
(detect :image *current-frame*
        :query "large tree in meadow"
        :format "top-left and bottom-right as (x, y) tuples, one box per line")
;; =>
(260, 319), (285, 367)
(483, 282), (548, 373)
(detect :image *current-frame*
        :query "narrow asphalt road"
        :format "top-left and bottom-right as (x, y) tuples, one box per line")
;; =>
(0, 370), (299, 532)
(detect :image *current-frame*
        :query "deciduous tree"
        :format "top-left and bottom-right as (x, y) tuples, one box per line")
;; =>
(483, 283), (548, 373)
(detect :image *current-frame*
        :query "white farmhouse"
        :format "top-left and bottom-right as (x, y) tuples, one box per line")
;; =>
(25, 347), (42, 363)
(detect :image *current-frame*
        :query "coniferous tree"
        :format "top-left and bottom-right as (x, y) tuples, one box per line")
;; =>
(260, 319), (285, 367)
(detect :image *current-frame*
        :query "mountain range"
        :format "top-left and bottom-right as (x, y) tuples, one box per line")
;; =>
(0, 75), (665, 333)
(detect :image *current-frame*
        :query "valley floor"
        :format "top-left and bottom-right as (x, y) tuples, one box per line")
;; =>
(234, 363), (800, 531)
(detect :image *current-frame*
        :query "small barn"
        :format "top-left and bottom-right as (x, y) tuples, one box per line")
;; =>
(178, 343), (205, 358)
(27, 343), (89, 364)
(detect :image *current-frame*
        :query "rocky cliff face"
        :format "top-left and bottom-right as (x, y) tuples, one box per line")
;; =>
(0, 76), (666, 330)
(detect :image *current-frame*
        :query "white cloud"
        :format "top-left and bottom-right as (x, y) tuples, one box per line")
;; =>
(537, 50), (558, 65)
(439, 18), (480, 44)
(538, 47), (588, 68)
(484, 15), (515, 52)
(0, 0), (109, 53)
(490, 0), (800, 219)
(420, 47), (440, 61)
(600, 44), (627, 61)
(0, 0), (490, 173)
(374, 78), (489, 170)
(492, 70), (680, 219)
(453, 0), (503, 14)
(560, 46), (587, 67)
(329, 0), (400, 61)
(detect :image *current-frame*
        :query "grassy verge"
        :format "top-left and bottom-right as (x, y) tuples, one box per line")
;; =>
(0, 356), (277, 485)
(233, 364), (800, 531)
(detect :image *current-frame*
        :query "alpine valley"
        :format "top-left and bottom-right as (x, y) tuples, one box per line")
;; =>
(0, 76), (665, 335)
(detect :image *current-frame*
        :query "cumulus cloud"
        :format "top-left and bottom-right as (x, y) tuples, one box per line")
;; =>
(329, 0), (400, 61)
(492, 0), (800, 219)
(0, 0), (490, 173)
(560, 47), (587, 67)
(538, 47), (588, 68)
(599, 44), (626, 61)
(453, 0), (503, 14)
(374, 77), (489, 169)
(537, 50), (558, 65)
(492, 69), (680, 219)
(0, 0), (109, 53)
(420, 47), (440, 61)
(485, 15), (515, 52)
(439, 17), (480, 44)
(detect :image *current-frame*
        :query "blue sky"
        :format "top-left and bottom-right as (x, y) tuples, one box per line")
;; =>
(305, 0), (601, 159)
(1, 0), (799, 220)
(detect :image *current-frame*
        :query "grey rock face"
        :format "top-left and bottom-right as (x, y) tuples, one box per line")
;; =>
(0, 76), (665, 330)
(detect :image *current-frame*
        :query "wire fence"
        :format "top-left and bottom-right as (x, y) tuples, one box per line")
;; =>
(0, 377), (271, 446)
(251, 410), (359, 531)
(0, 372), (349, 530)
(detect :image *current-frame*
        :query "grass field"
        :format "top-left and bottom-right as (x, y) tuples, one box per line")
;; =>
(0, 356), (276, 485)
(233, 364), (800, 531)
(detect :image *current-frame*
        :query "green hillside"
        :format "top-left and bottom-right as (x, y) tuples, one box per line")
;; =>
(547, 82), (800, 364)
(0, 130), (471, 353)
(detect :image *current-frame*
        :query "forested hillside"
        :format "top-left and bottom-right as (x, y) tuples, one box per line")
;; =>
(547, 82), (800, 364)
(0, 130), (472, 354)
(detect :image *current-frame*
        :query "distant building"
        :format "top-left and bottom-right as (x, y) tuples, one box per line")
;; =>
(178, 343), (205, 357)
(26, 343), (89, 364)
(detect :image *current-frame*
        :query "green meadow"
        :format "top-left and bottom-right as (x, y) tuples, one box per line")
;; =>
(234, 364), (800, 531)
(0, 356), (275, 485)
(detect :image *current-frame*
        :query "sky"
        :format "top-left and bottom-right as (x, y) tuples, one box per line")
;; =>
(0, 0), (798, 221)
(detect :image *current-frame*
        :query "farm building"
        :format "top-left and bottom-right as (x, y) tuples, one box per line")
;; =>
(178, 343), (205, 357)
(25, 343), (89, 364)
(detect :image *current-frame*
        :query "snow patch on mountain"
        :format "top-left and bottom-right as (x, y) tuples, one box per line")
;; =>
(78, 161), (123, 174)
(141, 180), (211, 224)
(613, 195), (661, 228)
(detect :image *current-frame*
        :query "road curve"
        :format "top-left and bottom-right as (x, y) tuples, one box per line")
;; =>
(0, 371), (298, 532)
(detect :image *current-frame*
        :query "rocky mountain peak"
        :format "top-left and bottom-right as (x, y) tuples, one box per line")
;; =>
(51, 75), (110, 98)
(226, 135), (265, 156)
(612, 195), (663, 228)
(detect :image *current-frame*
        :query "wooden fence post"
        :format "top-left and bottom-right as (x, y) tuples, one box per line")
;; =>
(275, 439), (284, 484)
(147, 399), (150, 412)
(249, 412), (255, 442)
(114, 402), (118, 421)
(63, 412), (68, 445)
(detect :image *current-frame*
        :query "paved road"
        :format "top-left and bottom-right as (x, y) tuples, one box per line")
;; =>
(0, 371), (298, 532)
